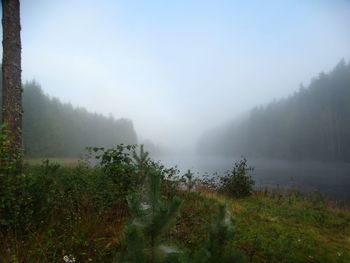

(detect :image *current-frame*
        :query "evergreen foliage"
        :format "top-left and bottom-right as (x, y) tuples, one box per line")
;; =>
(118, 146), (243, 263)
(181, 169), (196, 192)
(118, 145), (183, 263)
(0, 79), (138, 158)
(198, 60), (350, 161)
(193, 205), (243, 263)
(0, 152), (349, 262)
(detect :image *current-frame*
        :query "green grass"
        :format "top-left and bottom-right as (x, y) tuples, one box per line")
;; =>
(199, 191), (350, 263)
(140, 188), (350, 263)
(1, 164), (350, 262)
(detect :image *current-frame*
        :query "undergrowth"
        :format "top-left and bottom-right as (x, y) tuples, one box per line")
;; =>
(0, 146), (349, 262)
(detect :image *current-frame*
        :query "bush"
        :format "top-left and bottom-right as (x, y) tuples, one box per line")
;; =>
(0, 145), (245, 262)
(219, 158), (254, 198)
(118, 147), (243, 263)
(87, 144), (140, 202)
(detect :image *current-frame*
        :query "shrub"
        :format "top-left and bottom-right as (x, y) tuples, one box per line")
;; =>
(87, 144), (140, 202)
(118, 147), (243, 263)
(117, 145), (183, 263)
(181, 169), (197, 192)
(219, 158), (254, 198)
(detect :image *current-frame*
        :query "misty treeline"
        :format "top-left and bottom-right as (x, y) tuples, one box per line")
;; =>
(0, 77), (137, 157)
(198, 60), (350, 162)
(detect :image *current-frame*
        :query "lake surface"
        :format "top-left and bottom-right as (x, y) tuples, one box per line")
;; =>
(153, 155), (350, 201)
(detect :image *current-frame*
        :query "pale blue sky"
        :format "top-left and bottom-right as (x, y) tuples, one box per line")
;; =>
(18, 0), (350, 150)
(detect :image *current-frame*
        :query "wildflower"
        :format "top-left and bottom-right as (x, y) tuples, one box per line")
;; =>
(63, 255), (76, 263)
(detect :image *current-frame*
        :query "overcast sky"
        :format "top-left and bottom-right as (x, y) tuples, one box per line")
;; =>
(19, 0), (350, 150)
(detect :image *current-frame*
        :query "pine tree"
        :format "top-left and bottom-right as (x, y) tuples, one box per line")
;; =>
(118, 145), (183, 263)
(1, 0), (23, 172)
(132, 144), (148, 184)
(193, 204), (243, 263)
(181, 169), (196, 192)
(118, 145), (243, 263)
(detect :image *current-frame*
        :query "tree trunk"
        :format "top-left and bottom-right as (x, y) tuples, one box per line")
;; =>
(1, 0), (23, 170)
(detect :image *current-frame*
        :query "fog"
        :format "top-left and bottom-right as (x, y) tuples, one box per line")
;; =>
(11, 1), (350, 200)
(19, 0), (350, 152)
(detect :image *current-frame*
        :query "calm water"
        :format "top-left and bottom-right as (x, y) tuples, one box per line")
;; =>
(154, 155), (350, 201)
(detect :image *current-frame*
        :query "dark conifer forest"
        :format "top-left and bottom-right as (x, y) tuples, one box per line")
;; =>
(198, 60), (350, 162)
(0, 78), (137, 157)
(1, 1), (350, 262)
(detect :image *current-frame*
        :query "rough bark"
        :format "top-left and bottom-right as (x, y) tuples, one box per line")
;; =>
(1, 0), (23, 168)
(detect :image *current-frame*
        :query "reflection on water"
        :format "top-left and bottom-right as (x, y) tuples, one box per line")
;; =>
(153, 155), (350, 201)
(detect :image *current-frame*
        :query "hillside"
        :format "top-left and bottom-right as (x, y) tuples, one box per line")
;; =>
(0, 80), (137, 157)
(198, 60), (350, 162)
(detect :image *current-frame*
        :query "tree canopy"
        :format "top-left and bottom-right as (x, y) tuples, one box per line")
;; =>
(198, 60), (350, 162)
(0, 79), (138, 158)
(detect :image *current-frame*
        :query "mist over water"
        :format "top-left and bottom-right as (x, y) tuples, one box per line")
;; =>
(14, 1), (350, 201)
(19, 0), (350, 151)
(154, 154), (350, 201)
(2, 2), (350, 261)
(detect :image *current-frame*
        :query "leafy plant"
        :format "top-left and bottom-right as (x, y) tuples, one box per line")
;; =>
(88, 144), (139, 201)
(219, 158), (254, 198)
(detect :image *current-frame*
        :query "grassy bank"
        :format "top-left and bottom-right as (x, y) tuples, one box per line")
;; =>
(203, 191), (350, 262)
(0, 159), (349, 262)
